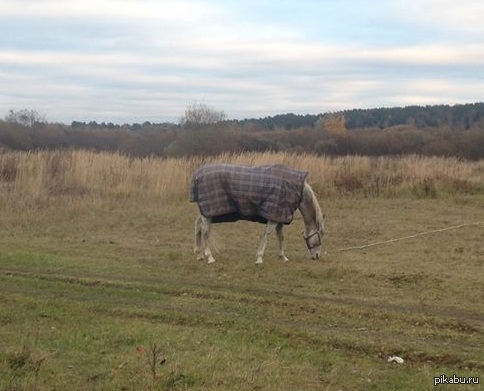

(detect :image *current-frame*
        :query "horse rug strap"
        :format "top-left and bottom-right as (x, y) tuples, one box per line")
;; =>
(190, 164), (308, 224)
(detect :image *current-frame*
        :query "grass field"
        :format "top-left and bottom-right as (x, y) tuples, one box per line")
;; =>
(0, 151), (483, 390)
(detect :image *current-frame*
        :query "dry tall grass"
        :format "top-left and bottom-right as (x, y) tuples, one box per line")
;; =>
(0, 150), (483, 204)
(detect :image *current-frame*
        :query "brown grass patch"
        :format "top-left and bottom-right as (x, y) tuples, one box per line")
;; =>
(1, 151), (482, 204)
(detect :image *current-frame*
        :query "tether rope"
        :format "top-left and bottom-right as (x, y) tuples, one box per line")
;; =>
(332, 222), (483, 253)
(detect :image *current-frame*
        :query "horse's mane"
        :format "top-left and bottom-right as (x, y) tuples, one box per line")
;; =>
(303, 182), (324, 229)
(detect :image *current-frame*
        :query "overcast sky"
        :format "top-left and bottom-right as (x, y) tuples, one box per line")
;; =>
(1, 0), (483, 124)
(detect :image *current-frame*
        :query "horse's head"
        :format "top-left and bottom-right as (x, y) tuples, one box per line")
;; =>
(303, 213), (325, 259)
(299, 182), (325, 259)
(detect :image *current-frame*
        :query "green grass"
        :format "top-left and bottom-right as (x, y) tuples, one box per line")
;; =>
(0, 193), (483, 390)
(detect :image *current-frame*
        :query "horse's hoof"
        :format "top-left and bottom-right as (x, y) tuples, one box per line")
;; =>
(255, 259), (263, 265)
(207, 258), (216, 264)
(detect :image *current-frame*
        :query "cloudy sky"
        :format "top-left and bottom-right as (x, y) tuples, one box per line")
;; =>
(1, 0), (483, 124)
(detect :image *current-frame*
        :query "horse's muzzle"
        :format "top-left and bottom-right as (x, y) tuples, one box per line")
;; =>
(311, 251), (321, 260)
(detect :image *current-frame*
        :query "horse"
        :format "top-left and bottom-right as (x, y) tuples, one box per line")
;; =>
(189, 164), (325, 264)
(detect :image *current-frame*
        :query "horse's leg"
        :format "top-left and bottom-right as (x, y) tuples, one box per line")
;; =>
(194, 215), (205, 261)
(255, 221), (277, 264)
(276, 223), (289, 262)
(200, 216), (216, 264)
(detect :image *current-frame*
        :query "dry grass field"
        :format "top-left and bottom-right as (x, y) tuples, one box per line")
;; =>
(0, 150), (483, 390)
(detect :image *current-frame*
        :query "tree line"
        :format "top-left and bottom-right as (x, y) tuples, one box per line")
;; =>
(0, 103), (483, 159)
(237, 103), (484, 131)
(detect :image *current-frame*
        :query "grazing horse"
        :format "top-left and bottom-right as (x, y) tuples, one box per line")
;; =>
(189, 164), (325, 264)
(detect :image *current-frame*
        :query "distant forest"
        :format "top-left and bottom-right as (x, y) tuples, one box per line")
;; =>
(237, 103), (484, 130)
(1, 103), (483, 159)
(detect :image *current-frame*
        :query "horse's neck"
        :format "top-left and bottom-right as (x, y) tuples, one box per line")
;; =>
(299, 183), (319, 229)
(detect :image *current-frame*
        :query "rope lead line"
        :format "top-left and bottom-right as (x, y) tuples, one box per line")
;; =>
(332, 222), (483, 253)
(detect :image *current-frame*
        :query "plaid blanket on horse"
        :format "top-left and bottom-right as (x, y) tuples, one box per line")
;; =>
(189, 164), (308, 224)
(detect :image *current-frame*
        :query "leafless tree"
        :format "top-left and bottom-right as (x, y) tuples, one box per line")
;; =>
(5, 109), (46, 127)
(179, 103), (226, 126)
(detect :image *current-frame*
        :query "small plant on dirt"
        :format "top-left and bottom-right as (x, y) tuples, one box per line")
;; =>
(137, 342), (166, 381)
(135, 343), (196, 390)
